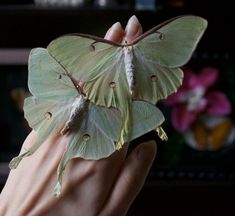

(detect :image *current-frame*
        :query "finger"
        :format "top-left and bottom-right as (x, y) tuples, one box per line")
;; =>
(104, 22), (124, 42)
(35, 143), (130, 216)
(21, 127), (63, 152)
(21, 130), (36, 150)
(101, 141), (157, 216)
(3, 133), (66, 215)
(122, 15), (143, 44)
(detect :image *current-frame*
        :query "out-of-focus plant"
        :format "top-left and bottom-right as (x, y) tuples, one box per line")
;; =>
(164, 67), (234, 151)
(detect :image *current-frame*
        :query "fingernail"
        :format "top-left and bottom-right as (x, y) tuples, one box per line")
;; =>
(105, 22), (123, 40)
(112, 22), (122, 31)
(125, 15), (140, 37)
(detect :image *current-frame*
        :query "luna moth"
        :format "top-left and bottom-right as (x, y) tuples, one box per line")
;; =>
(9, 48), (165, 195)
(47, 15), (208, 147)
(8, 48), (120, 168)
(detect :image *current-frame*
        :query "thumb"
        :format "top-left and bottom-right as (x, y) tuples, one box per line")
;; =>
(100, 141), (157, 216)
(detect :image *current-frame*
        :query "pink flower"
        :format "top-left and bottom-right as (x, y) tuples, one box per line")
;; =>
(164, 67), (231, 132)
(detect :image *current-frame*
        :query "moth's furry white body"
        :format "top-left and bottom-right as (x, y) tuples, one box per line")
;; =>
(61, 95), (87, 134)
(123, 46), (135, 95)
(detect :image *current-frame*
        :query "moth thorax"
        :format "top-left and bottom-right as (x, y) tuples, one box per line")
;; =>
(61, 95), (88, 135)
(124, 46), (135, 95)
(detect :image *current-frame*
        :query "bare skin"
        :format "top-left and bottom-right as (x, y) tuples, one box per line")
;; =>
(0, 16), (156, 216)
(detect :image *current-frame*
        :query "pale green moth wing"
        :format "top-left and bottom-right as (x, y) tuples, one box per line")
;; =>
(9, 48), (78, 169)
(133, 15), (208, 68)
(9, 47), (124, 169)
(131, 15), (207, 103)
(48, 36), (128, 108)
(125, 100), (165, 142)
(67, 103), (121, 160)
(9, 96), (71, 169)
(133, 58), (184, 103)
(54, 103), (122, 196)
(47, 35), (121, 84)
(29, 48), (77, 100)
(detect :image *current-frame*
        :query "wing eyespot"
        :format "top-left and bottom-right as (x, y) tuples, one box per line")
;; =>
(44, 112), (52, 120)
(150, 75), (158, 81)
(82, 134), (90, 141)
(155, 31), (165, 40)
(109, 82), (116, 88)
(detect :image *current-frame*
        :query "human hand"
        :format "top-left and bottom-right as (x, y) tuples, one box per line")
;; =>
(0, 16), (156, 216)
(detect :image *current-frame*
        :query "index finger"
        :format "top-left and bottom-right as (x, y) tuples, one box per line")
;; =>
(104, 16), (143, 43)
(104, 22), (124, 42)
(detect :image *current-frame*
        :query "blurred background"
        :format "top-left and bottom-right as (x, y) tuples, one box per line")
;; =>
(0, 0), (235, 215)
